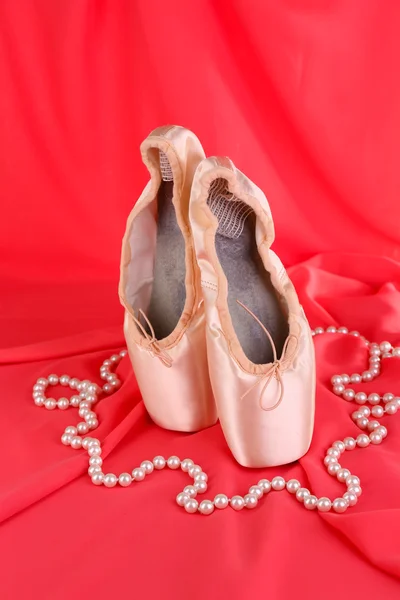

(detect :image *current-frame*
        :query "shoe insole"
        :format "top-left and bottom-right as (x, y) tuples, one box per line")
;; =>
(215, 212), (289, 364)
(146, 181), (186, 340)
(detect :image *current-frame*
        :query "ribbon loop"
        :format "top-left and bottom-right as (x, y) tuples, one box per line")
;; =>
(132, 309), (173, 368)
(237, 301), (298, 411)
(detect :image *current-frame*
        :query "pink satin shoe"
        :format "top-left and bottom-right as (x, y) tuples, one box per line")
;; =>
(189, 156), (316, 467)
(119, 126), (217, 432)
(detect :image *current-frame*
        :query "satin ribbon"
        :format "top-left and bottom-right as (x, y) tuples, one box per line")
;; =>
(132, 309), (173, 368)
(238, 301), (298, 411)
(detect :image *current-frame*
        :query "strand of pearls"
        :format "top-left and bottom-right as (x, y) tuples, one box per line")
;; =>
(32, 327), (399, 515)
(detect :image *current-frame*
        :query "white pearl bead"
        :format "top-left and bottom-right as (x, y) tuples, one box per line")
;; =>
(183, 485), (197, 498)
(86, 384), (98, 395)
(352, 411), (363, 421)
(65, 426), (77, 436)
(132, 467), (145, 481)
(332, 441), (345, 452)
(362, 371), (373, 382)
(332, 498), (348, 513)
(118, 473), (132, 487)
(385, 402), (398, 415)
(368, 393), (380, 405)
(393, 347), (400, 356)
(77, 422), (90, 435)
(103, 384), (113, 394)
(249, 485), (263, 499)
(48, 374), (59, 385)
(180, 459), (194, 472)
(34, 396), (45, 406)
(37, 378), (48, 387)
(184, 499), (199, 513)
(326, 326), (337, 333)
(61, 433), (72, 445)
(199, 500), (214, 515)
(350, 330), (360, 337)
(230, 496), (245, 511)
(167, 456), (180, 469)
(120, 349), (128, 357)
(271, 476), (286, 491)
(33, 384), (45, 392)
(350, 374), (362, 384)
(195, 472), (208, 483)
(333, 384), (345, 395)
(81, 437), (93, 449)
(356, 417), (369, 429)
(337, 468), (351, 483)
(375, 425), (387, 438)
(343, 491), (358, 506)
(343, 389), (355, 401)
(70, 395), (81, 407)
(380, 341), (392, 353)
(371, 406), (384, 418)
(327, 463), (341, 476)
(44, 398), (57, 410)
(367, 420), (380, 432)
(348, 485), (362, 497)
(91, 473), (104, 485)
(188, 464), (202, 478)
(331, 375), (343, 386)
(103, 360), (112, 368)
(341, 374), (350, 384)
(176, 493), (190, 506)
(88, 445), (102, 456)
(57, 398), (69, 410)
(324, 456), (337, 466)
(338, 327), (348, 334)
(103, 473), (117, 487)
(304, 495), (318, 510)
(258, 479), (272, 493)
(69, 378), (79, 389)
(87, 418), (99, 430)
(70, 436), (82, 449)
(383, 393), (394, 403)
(344, 437), (356, 450)
(85, 394), (97, 404)
(356, 434), (370, 448)
(359, 406), (371, 417)
(110, 354), (120, 363)
(296, 488), (310, 502)
(140, 460), (154, 474)
(79, 407), (90, 418)
(355, 392), (367, 405)
(59, 375), (70, 386)
(369, 432), (383, 445)
(194, 481), (207, 494)
(153, 456), (166, 470)
(314, 327), (324, 334)
(327, 447), (341, 457)
(345, 475), (360, 487)
(88, 465), (102, 476)
(214, 494), (229, 509)
(89, 456), (102, 466)
(317, 497), (332, 512)
(84, 410), (96, 421)
(286, 479), (301, 493)
(244, 494), (258, 509)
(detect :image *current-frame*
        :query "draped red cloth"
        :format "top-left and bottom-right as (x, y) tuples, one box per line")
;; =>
(1, 1), (399, 598)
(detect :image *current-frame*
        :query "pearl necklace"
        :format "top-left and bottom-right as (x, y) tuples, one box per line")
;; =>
(31, 327), (400, 515)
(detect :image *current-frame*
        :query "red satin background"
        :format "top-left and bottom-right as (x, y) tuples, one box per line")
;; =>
(1, 1), (400, 598)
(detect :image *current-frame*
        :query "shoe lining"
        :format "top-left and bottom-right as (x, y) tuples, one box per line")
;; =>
(208, 178), (289, 364)
(146, 151), (186, 340)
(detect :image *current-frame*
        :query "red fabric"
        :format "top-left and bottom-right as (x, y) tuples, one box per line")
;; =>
(1, 1), (399, 598)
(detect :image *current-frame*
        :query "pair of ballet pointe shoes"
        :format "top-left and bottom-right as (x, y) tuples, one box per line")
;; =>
(119, 125), (315, 468)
